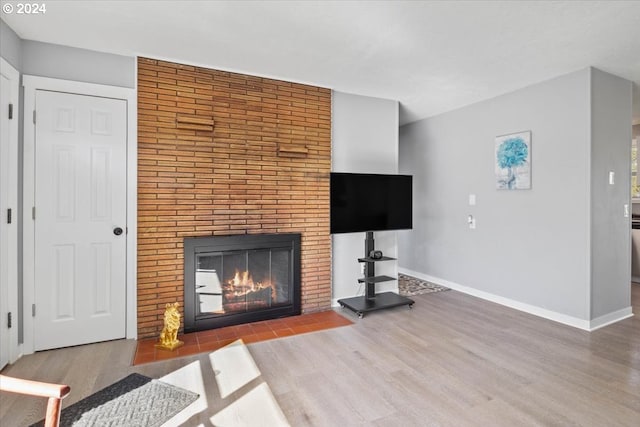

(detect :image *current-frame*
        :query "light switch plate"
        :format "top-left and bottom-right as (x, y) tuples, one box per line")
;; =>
(468, 214), (476, 229)
(469, 194), (476, 206)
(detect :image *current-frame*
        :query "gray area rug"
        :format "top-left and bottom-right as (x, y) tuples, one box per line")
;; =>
(398, 273), (450, 296)
(31, 373), (198, 427)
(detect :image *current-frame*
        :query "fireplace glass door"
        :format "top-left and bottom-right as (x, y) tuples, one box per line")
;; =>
(195, 248), (291, 318)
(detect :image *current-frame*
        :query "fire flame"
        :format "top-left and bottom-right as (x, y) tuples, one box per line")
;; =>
(229, 270), (253, 289)
(226, 269), (276, 300)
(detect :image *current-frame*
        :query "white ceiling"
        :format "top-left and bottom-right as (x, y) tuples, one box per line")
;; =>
(3, 0), (640, 125)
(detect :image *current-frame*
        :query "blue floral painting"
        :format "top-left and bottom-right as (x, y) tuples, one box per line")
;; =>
(495, 131), (531, 190)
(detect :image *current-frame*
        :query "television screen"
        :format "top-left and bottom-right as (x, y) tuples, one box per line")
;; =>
(330, 172), (413, 234)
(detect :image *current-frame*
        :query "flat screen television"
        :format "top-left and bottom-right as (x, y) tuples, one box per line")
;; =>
(330, 172), (413, 234)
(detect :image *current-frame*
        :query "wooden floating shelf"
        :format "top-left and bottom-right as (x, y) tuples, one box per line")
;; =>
(177, 115), (214, 131)
(278, 144), (309, 158)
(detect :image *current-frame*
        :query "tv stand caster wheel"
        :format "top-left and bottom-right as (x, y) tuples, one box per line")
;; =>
(358, 313), (364, 319)
(409, 304), (414, 309)
(339, 303), (345, 308)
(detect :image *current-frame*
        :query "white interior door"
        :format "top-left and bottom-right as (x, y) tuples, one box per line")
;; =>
(0, 58), (19, 368)
(34, 90), (127, 351)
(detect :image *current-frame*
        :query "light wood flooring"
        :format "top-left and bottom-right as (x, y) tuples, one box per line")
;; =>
(1, 284), (639, 426)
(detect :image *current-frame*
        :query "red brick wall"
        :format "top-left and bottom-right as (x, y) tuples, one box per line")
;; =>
(137, 58), (332, 338)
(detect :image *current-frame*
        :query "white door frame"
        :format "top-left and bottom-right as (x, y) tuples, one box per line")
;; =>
(0, 57), (20, 364)
(22, 75), (137, 354)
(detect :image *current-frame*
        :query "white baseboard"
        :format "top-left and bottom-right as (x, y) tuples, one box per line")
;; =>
(399, 268), (633, 331)
(589, 307), (634, 331)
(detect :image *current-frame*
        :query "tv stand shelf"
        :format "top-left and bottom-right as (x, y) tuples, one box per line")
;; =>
(357, 275), (395, 284)
(338, 292), (414, 318)
(357, 256), (396, 263)
(338, 232), (414, 318)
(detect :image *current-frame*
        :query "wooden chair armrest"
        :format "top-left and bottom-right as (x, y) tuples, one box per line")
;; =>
(0, 374), (70, 399)
(1, 374), (71, 427)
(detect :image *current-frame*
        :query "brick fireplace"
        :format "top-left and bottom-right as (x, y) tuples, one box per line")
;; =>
(137, 58), (331, 338)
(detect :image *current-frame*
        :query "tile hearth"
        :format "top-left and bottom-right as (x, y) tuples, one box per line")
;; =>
(133, 310), (352, 365)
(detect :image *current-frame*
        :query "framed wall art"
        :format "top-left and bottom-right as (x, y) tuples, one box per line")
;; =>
(495, 131), (531, 190)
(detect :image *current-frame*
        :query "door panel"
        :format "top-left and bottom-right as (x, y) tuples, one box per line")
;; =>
(53, 244), (76, 319)
(91, 148), (112, 220)
(91, 242), (112, 315)
(53, 146), (77, 221)
(34, 90), (127, 351)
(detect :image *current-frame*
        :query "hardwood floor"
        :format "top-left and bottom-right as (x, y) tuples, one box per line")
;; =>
(1, 285), (638, 426)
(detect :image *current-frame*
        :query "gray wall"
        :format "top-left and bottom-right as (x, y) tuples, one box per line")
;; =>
(590, 69), (632, 318)
(331, 91), (399, 304)
(1, 20), (135, 89)
(399, 69), (594, 320)
(0, 19), (22, 71)
(22, 40), (135, 88)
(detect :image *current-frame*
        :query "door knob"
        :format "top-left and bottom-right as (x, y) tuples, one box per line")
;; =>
(113, 227), (123, 236)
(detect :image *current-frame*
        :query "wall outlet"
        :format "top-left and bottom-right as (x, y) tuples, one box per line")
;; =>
(469, 194), (476, 206)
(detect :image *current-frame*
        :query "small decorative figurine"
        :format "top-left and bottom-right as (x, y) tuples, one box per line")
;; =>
(155, 302), (184, 351)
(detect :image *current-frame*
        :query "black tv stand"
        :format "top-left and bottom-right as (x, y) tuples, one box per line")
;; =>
(337, 232), (414, 318)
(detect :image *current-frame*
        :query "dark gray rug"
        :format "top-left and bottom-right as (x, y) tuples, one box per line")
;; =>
(31, 373), (198, 427)
(398, 273), (450, 296)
